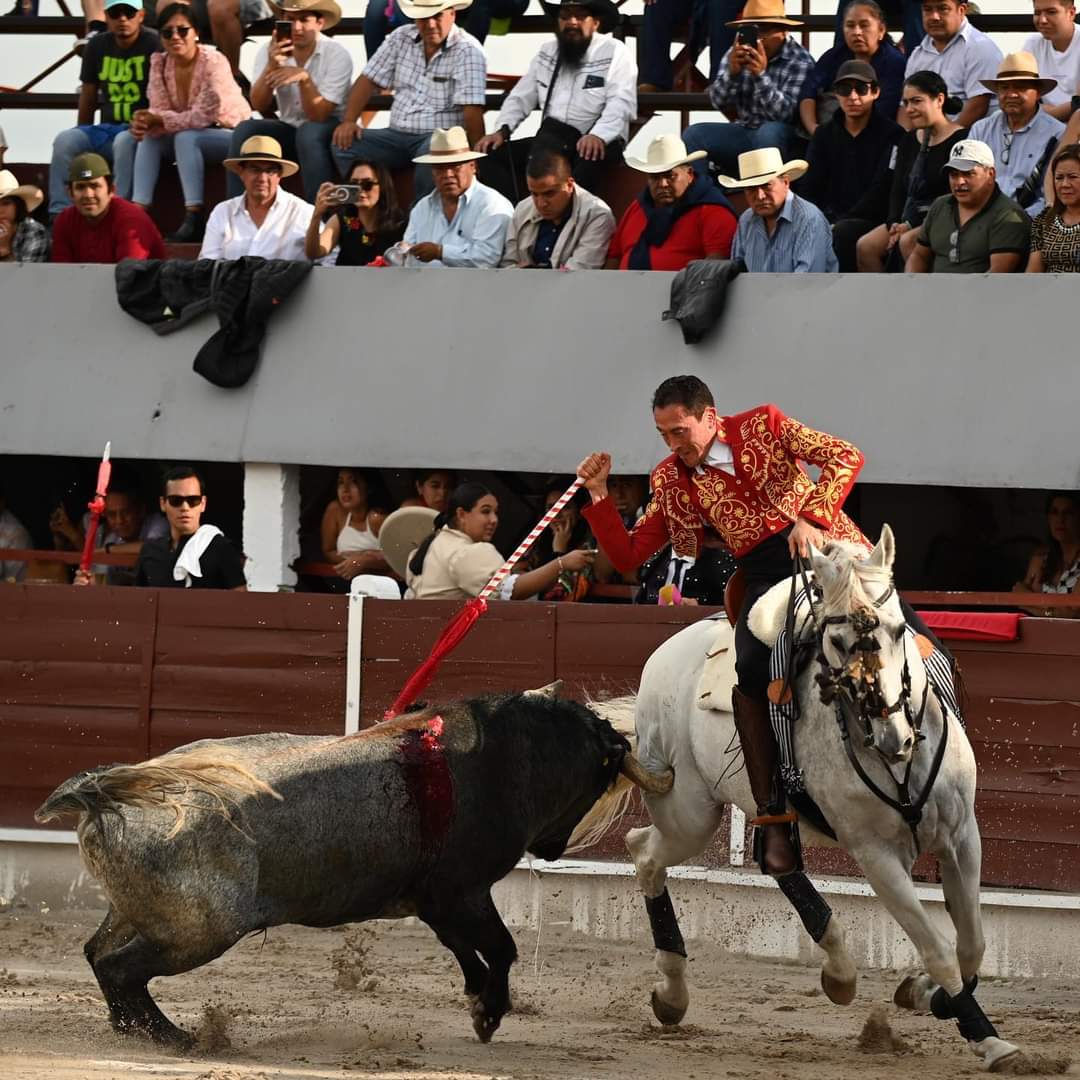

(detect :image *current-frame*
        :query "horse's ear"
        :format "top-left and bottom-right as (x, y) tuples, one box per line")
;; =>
(866, 524), (896, 573)
(810, 547), (838, 590)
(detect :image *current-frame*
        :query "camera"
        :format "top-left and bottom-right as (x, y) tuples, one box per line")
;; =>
(274, 19), (292, 42)
(737, 25), (759, 48)
(327, 184), (362, 205)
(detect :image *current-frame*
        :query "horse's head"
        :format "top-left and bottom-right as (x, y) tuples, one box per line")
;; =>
(810, 525), (920, 765)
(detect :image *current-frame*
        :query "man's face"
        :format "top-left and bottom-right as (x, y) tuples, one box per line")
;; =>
(921, 0), (966, 42)
(1033, 0), (1075, 40)
(748, 175), (790, 218)
(759, 27), (787, 59)
(240, 162), (282, 203)
(653, 404), (719, 469)
(106, 3), (144, 44)
(527, 171), (574, 221)
(433, 160), (474, 199)
(416, 8), (454, 49)
(70, 177), (112, 219)
(287, 11), (325, 46)
(948, 163), (996, 205)
(646, 164), (694, 207)
(104, 492), (145, 542)
(0, 196), (17, 227)
(609, 475), (647, 516)
(835, 77), (879, 120)
(997, 81), (1041, 122)
(160, 477), (205, 539)
(556, 7), (598, 61)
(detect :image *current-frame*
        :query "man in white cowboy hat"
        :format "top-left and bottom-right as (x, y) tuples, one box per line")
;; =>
(201, 136), (316, 261)
(1023, 0), (1080, 122)
(474, 0), (636, 200)
(606, 134), (737, 269)
(723, 147), (838, 272)
(682, 0), (815, 181)
(331, 0), (487, 200)
(901, 0), (1002, 129)
(227, 0), (353, 203)
(0, 171), (48, 263)
(907, 138), (1031, 272)
(968, 52), (1065, 217)
(400, 127), (513, 267)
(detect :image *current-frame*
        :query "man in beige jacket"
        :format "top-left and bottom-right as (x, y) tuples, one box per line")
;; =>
(500, 146), (615, 269)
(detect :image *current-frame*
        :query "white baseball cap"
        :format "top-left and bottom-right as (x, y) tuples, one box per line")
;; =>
(943, 139), (996, 173)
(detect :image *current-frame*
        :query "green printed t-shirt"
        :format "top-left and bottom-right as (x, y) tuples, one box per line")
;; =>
(79, 28), (160, 124)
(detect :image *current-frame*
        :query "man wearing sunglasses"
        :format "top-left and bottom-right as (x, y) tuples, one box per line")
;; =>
(47, 0), (160, 219)
(133, 467), (247, 590)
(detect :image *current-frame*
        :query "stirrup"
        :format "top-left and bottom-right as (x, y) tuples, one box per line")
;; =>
(751, 814), (804, 877)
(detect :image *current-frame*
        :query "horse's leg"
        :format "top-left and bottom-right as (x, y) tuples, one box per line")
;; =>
(776, 873), (857, 1005)
(937, 821), (986, 983)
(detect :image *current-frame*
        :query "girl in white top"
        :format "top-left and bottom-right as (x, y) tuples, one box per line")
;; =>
(406, 482), (594, 602)
(1015, 492), (1080, 618)
(321, 468), (393, 582)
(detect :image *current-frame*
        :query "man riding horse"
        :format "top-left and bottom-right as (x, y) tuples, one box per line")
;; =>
(577, 375), (946, 877)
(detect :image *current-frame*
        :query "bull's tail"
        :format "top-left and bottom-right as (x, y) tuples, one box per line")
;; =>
(34, 749), (283, 838)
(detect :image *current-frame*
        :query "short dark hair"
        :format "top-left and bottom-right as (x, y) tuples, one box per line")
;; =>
(161, 465), (204, 496)
(651, 375), (715, 417)
(157, 1), (195, 27)
(1, 195), (28, 224)
(526, 146), (572, 181)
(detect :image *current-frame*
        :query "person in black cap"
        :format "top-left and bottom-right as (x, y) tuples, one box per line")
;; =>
(475, 0), (636, 200)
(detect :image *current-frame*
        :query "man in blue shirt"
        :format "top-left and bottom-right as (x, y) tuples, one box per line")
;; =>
(723, 147), (839, 271)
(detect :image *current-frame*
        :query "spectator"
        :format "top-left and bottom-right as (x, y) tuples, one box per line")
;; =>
(1014, 492), (1080, 617)
(76, 479), (170, 586)
(528, 479), (595, 601)
(725, 146), (839, 271)
(593, 473), (648, 586)
(0, 483), (32, 585)
(305, 158), (407, 264)
(852, 69), (967, 271)
(802, 0), (907, 135)
(606, 134), (738, 270)
(200, 137), (315, 260)
(400, 127), (513, 267)
(114, 3), (251, 244)
(331, 0), (486, 201)
(51, 153), (166, 263)
(230, 0), (352, 204)
(682, 0), (814, 181)
(969, 53), (1065, 218)
(48, 0), (159, 219)
(401, 469), (456, 512)
(901, 0), (1002, 129)
(0, 171), (48, 263)
(1027, 142), (1080, 271)
(798, 59), (903, 269)
(132, 466), (247, 590)
(500, 146), (615, 269)
(320, 468), (394, 582)
(206, 0), (273, 79)
(833, 0), (924, 58)
(475, 0), (636, 201)
(402, 481), (594, 600)
(1023, 0), (1080, 122)
(906, 138), (1031, 271)
(639, 0), (748, 93)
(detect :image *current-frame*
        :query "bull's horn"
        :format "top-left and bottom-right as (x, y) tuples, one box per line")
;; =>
(621, 753), (674, 795)
(523, 680), (563, 700)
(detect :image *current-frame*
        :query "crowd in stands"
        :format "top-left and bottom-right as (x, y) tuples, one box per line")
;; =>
(3, 0), (1080, 273)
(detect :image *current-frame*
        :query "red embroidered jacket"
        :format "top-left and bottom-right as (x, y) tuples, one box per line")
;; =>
(583, 403), (868, 570)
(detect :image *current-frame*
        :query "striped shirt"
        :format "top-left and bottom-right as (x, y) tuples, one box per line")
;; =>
(363, 24), (487, 135)
(732, 191), (838, 273)
(708, 36), (814, 128)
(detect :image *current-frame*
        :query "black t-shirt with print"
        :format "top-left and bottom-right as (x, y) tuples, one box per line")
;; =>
(79, 28), (160, 124)
(134, 533), (246, 590)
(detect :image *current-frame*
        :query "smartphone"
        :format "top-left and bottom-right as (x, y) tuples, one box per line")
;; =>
(737, 25), (759, 48)
(274, 19), (292, 42)
(328, 184), (362, 205)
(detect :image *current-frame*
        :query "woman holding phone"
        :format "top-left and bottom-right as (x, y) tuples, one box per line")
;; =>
(305, 157), (406, 264)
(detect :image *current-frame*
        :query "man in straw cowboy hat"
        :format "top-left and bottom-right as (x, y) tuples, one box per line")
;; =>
(332, 0), (486, 200)
(722, 146), (837, 271)
(400, 126), (513, 267)
(228, 0), (353, 203)
(0, 171), (48, 262)
(968, 52), (1065, 216)
(1023, 0), (1080, 122)
(201, 136), (315, 261)
(682, 0), (815, 181)
(606, 134), (737, 269)
(475, 0), (636, 201)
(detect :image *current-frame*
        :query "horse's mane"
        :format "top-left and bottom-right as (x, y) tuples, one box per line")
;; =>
(818, 540), (893, 619)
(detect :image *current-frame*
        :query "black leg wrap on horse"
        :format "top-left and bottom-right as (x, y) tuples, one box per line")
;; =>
(645, 889), (687, 958)
(930, 985), (999, 1042)
(776, 872), (832, 943)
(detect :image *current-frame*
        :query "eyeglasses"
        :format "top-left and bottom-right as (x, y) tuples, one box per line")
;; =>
(165, 494), (203, 508)
(353, 178), (379, 191)
(835, 80), (874, 97)
(242, 163), (283, 174)
(161, 24), (193, 38)
(948, 228), (960, 264)
(1000, 128), (1013, 165)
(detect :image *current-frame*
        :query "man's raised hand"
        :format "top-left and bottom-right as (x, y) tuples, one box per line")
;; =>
(576, 452), (612, 501)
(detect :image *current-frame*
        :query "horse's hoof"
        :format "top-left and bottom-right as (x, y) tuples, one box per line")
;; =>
(650, 988), (687, 1026)
(974, 1037), (1021, 1072)
(470, 998), (501, 1044)
(821, 968), (856, 1005)
(893, 974), (935, 1012)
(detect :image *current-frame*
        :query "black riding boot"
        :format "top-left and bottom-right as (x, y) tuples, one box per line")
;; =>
(732, 687), (798, 877)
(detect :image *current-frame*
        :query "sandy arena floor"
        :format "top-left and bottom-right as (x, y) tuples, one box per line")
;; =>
(2, 903), (1079, 1080)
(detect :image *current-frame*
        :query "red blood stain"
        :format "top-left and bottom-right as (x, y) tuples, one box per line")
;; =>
(399, 714), (454, 852)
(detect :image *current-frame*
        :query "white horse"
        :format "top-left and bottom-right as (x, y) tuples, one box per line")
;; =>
(587, 525), (1020, 1072)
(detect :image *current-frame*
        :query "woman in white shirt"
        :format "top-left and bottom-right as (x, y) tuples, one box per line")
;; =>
(321, 468), (393, 582)
(406, 482), (594, 601)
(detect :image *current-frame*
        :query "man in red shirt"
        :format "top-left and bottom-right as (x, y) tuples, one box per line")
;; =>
(51, 152), (164, 264)
(605, 134), (737, 270)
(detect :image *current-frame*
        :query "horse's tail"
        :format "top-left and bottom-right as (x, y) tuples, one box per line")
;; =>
(566, 695), (640, 853)
(34, 749), (283, 838)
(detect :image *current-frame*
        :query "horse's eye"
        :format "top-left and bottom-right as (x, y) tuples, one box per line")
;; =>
(829, 634), (846, 651)
(892, 625), (906, 643)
